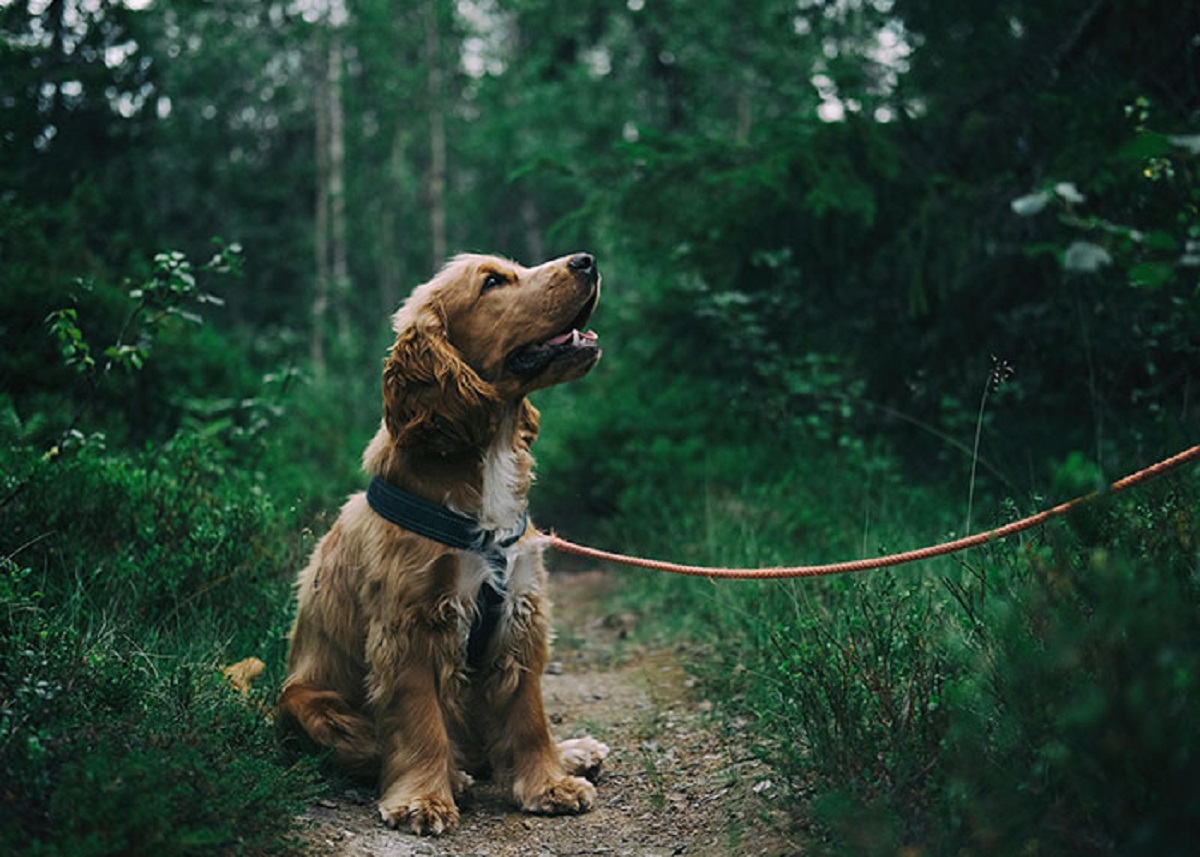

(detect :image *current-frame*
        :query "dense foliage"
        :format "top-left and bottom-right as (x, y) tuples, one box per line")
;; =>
(2, 0), (1197, 853)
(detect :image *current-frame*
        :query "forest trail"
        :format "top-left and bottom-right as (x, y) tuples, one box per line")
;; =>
(302, 570), (799, 857)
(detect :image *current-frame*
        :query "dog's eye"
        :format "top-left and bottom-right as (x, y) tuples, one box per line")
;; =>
(481, 273), (506, 294)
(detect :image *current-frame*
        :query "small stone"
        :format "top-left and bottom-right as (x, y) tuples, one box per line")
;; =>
(546, 661), (564, 675)
(752, 779), (774, 794)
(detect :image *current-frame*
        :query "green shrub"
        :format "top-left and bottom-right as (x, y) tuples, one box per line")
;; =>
(2, 433), (295, 637)
(596, 447), (1198, 855)
(0, 551), (320, 855)
(936, 469), (1200, 855)
(0, 426), (323, 853)
(0, 248), (333, 855)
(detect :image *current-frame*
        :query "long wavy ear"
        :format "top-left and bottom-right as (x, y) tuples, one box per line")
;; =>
(383, 304), (500, 452)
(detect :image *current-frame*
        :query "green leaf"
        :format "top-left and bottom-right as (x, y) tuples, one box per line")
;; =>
(1011, 191), (1050, 216)
(1119, 132), (1171, 161)
(1128, 261), (1174, 288)
(1062, 241), (1112, 272)
(1141, 230), (1179, 252)
(167, 307), (205, 325)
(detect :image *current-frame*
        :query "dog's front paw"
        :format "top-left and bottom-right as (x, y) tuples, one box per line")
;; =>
(517, 774), (597, 815)
(379, 792), (459, 836)
(557, 736), (610, 780)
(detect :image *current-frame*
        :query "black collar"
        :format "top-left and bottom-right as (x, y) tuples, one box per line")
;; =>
(366, 474), (527, 552)
(365, 474), (527, 667)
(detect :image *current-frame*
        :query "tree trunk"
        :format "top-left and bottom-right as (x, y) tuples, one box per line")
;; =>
(379, 128), (407, 315)
(312, 11), (349, 375)
(328, 30), (350, 349)
(425, 0), (447, 271)
(521, 196), (544, 263)
(311, 30), (331, 376)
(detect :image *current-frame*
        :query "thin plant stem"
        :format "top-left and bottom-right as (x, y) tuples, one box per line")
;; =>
(965, 373), (991, 537)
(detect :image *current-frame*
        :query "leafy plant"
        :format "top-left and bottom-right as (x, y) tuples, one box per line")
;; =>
(41, 243), (238, 441)
(0, 245), (326, 855)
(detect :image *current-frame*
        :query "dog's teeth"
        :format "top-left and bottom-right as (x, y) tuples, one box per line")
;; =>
(570, 329), (582, 346)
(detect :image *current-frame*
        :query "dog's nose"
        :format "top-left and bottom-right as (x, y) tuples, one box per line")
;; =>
(568, 253), (596, 277)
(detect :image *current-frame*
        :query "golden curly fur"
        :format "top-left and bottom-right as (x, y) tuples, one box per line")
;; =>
(278, 253), (608, 835)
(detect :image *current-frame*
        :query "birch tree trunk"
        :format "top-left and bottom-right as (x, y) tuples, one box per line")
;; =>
(425, 0), (447, 271)
(378, 128), (407, 315)
(311, 10), (349, 376)
(311, 32), (331, 375)
(521, 196), (544, 264)
(327, 30), (350, 349)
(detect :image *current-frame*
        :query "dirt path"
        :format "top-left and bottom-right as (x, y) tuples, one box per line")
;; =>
(302, 571), (800, 857)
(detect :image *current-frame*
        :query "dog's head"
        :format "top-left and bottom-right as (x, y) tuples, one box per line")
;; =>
(383, 253), (601, 451)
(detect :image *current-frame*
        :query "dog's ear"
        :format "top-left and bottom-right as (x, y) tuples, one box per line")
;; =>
(383, 305), (499, 452)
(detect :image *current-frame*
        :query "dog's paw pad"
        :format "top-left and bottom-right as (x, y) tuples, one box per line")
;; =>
(558, 736), (610, 780)
(520, 775), (597, 815)
(379, 795), (459, 836)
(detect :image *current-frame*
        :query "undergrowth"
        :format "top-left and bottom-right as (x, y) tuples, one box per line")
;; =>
(591, 446), (1199, 855)
(3, 230), (1195, 855)
(0, 432), (325, 855)
(531, 228), (1200, 853)
(0, 248), (369, 855)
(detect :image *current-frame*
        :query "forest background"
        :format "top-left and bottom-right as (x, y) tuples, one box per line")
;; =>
(2, 0), (1199, 854)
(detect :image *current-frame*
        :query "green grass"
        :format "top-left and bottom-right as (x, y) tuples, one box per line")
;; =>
(1, 414), (328, 855)
(585, 442), (1200, 855)
(0, 246), (388, 855)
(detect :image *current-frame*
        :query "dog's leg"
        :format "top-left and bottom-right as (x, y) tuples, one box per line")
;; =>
(276, 682), (379, 776)
(369, 622), (461, 836)
(497, 667), (597, 815)
(484, 595), (597, 815)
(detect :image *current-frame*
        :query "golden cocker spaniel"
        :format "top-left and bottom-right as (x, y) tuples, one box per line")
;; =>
(278, 252), (609, 835)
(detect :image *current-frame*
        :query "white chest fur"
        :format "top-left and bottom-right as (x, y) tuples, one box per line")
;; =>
(453, 538), (545, 655)
(448, 411), (542, 655)
(476, 415), (528, 538)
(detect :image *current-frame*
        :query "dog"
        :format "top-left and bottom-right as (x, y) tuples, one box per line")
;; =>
(277, 252), (609, 835)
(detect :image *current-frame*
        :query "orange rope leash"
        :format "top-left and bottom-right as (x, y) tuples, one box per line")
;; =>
(540, 444), (1200, 580)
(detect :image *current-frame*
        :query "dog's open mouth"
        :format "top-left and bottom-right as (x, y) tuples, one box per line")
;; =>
(506, 290), (600, 377)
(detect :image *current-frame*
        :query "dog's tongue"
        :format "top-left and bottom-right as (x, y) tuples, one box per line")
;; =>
(545, 329), (598, 347)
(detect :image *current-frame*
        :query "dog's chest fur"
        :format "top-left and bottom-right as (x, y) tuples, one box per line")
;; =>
(448, 428), (543, 652)
(452, 541), (543, 634)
